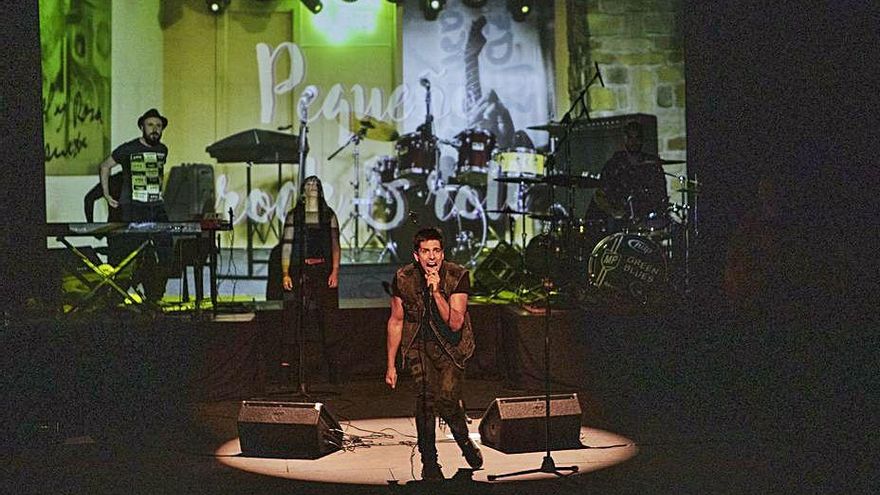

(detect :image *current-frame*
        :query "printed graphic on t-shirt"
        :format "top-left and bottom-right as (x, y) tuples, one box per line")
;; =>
(130, 152), (165, 202)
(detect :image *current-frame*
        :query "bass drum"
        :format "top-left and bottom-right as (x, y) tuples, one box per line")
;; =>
(588, 232), (667, 304)
(524, 232), (568, 283)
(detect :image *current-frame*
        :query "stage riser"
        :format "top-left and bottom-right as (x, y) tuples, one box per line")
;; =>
(3, 304), (678, 446)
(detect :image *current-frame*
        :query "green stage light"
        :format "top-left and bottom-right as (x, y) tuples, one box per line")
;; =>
(308, 0), (386, 44)
(507, 0), (532, 22)
(301, 0), (323, 14)
(206, 0), (230, 14)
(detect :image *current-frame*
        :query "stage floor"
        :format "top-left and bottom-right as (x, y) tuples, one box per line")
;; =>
(217, 418), (637, 485)
(3, 376), (851, 495)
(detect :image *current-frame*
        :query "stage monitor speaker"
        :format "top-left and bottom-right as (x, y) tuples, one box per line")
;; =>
(478, 394), (583, 454)
(165, 163), (215, 221)
(237, 400), (343, 459)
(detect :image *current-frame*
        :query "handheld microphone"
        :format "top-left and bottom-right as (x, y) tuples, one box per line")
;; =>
(419, 77), (430, 89)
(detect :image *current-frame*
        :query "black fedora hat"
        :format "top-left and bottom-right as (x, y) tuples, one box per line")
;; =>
(137, 108), (168, 128)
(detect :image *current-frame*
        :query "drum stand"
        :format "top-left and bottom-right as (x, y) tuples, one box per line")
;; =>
(665, 171), (699, 296)
(330, 128), (393, 262)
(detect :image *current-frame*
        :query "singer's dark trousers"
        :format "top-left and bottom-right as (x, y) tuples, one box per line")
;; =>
(405, 339), (471, 465)
(282, 263), (340, 384)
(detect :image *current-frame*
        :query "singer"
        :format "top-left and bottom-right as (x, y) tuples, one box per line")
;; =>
(384, 227), (482, 481)
(281, 175), (342, 384)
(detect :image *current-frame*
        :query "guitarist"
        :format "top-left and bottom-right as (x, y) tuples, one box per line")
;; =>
(464, 15), (533, 151)
(385, 227), (482, 481)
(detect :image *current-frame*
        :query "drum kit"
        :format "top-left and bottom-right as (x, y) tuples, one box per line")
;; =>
(475, 121), (701, 306)
(333, 83), (699, 305)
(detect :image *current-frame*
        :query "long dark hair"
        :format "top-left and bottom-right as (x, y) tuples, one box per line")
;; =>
(292, 175), (331, 226)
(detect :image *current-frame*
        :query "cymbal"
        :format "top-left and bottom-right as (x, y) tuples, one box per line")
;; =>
(672, 184), (701, 194)
(543, 174), (601, 188)
(348, 115), (399, 142)
(487, 208), (531, 215)
(494, 175), (545, 184)
(529, 212), (567, 221)
(648, 158), (687, 166)
(527, 121), (567, 134)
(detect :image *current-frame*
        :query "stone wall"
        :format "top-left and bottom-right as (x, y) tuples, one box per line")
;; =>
(568, 0), (687, 162)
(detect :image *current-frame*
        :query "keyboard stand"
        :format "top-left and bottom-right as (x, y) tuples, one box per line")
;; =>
(56, 236), (149, 313)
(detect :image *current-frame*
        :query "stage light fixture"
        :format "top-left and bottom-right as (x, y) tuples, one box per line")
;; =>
(301, 0), (323, 14)
(463, 0), (488, 7)
(421, 0), (446, 21)
(206, 0), (230, 14)
(507, 0), (532, 22)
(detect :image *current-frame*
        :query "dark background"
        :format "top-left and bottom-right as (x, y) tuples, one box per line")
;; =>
(2, 0), (876, 489)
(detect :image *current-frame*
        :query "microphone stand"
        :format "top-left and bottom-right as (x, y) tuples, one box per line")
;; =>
(487, 234), (578, 481)
(294, 104), (311, 400)
(487, 67), (606, 483)
(287, 98), (329, 400)
(421, 82), (441, 193)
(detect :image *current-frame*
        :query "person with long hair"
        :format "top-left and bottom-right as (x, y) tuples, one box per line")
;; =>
(280, 175), (341, 383)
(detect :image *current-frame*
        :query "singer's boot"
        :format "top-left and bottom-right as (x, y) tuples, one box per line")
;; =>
(441, 401), (483, 469)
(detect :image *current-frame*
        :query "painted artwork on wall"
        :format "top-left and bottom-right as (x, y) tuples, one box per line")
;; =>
(41, 0), (112, 176)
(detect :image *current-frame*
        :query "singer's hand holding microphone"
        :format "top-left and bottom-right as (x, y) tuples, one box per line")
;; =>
(425, 270), (440, 295)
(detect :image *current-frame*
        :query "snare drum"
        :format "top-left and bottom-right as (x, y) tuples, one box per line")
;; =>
(493, 148), (546, 177)
(395, 132), (436, 178)
(588, 232), (667, 304)
(454, 128), (495, 185)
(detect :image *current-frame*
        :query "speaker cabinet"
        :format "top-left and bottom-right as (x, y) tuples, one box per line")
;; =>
(165, 163), (215, 221)
(555, 113), (658, 218)
(478, 394), (583, 454)
(237, 401), (343, 459)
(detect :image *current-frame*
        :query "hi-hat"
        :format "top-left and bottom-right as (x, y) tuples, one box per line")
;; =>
(494, 175), (545, 184)
(348, 115), (399, 141)
(529, 211), (567, 221)
(488, 208), (531, 215)
(672, 183), (701, 194)
(527, 121), (567, 134)
(648, 158), (687, 166)
(543, 174), (601, 188)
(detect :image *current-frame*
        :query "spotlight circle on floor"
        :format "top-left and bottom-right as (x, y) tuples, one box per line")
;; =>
(216, 417), (637, 485)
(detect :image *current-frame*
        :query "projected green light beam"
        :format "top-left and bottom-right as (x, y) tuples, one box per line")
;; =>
(308, 0), (385, 45)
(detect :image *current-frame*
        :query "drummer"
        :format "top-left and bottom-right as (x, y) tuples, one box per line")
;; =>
(594, 121), (668, 230)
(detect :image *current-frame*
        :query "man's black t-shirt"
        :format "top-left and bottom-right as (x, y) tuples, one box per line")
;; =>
(391, 263), (470, 341)
(111, 138), (168, 205)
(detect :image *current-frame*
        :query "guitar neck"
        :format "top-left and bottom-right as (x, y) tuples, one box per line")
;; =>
(465, 52), (482, 108)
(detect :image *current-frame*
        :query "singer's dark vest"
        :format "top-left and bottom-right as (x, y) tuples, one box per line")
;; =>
(395, 261), (475, 369)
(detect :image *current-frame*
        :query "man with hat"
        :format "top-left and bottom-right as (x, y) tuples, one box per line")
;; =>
(97, 108), (171, 303)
